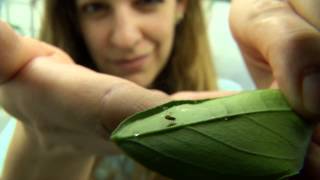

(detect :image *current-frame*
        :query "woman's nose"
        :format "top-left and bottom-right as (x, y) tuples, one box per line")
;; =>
(109, 12), (142, 50)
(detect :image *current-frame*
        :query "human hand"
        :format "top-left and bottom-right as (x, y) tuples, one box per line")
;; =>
(229, 0), (320, 179)
(289, 0), (320, 29)
(0, 21), (169, 155)
(230, 0), (320, 117)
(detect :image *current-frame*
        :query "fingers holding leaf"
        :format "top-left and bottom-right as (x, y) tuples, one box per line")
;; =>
(230, 0), (320, 117)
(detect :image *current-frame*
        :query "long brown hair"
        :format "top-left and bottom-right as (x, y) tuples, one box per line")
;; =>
(39, 0), (217, 94)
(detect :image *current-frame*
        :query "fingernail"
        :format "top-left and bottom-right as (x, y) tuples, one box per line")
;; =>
(303, 73), (320, 114)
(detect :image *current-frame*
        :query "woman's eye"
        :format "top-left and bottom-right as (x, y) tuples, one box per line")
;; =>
(135, 0), (164, 8)
(80, 2), (109, 14)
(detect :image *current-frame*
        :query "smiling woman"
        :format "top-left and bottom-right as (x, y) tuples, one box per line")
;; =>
(40, 0), (217, 93)
(76, 0), (178, 87)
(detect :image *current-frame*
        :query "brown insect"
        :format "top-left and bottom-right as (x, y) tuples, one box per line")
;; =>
(165, 115), (176, 121)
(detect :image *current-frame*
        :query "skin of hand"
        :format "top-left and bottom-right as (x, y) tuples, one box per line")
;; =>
(230, 0), (320, 179)
(289, 0), (320, 30)
(0, 21), (170, 155)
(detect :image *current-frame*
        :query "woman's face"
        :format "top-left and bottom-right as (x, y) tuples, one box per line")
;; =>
(76, 0), (186, 87)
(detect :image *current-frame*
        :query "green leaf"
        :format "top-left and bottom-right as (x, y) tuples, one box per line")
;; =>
(111, 90), (312, 179)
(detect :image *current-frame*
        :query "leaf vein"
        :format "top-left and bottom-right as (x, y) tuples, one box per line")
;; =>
(184, 126), (296, 160)
(244, 115), (299, 149)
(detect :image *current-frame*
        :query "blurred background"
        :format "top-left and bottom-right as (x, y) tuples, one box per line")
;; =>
(0, 0), (255, 176)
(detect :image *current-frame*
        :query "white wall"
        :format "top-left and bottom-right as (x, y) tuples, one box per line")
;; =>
(207, 2), (255, 90)
(0, 0), (43, 37)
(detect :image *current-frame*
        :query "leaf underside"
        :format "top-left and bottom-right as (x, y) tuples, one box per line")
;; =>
(111, 90), (312, 179)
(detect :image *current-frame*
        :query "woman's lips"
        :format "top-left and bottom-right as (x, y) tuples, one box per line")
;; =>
(114, 54), (149, 73)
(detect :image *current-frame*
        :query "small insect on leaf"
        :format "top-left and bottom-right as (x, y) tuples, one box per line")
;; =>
(165, 115), (176, 121)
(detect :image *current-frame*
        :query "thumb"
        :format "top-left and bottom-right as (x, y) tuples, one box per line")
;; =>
(0, 21), (58, 83)
(230, 0), (320, 117)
